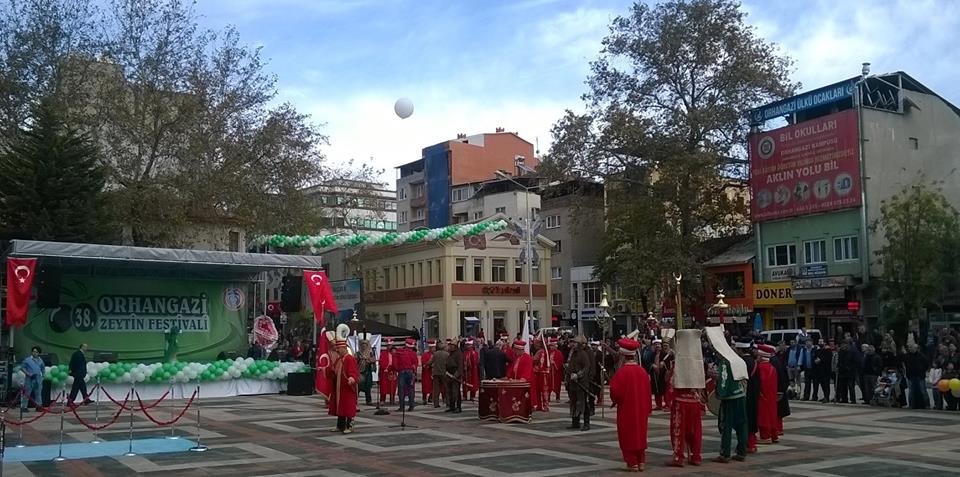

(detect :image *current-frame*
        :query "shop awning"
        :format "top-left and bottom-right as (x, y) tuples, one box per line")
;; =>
(4, 239), (324, 279)
(792, 287), (845, 301)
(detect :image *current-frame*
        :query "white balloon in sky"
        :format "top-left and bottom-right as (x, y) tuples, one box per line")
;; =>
(394, 98), (414, 119)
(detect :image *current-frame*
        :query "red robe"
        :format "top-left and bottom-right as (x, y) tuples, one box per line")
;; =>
(379, 349), (397, 400)
(421, 351), (433, 401)
(505, 347), (517, 364)
(326, 353), (359, 418)
(610, 362), (652, 468)
(757, 360), (779, 440)
(532, 349), (551, 411)
(669, 389), (704, 465)
(463, 349), (479, 399)
(550, 349), (565, 400)
(507, 352), (533, 383)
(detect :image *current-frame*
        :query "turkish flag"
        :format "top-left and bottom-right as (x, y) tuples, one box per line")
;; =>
(6, 258), (37, 328)
(303, 270), (338, 326)
(315, 326), (330, 398)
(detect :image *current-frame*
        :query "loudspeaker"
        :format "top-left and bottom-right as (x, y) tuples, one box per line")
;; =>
(280, 276), (302, 312)
(94, 352), (117, 363)
(39, 353), (58, 366)
(36, 266), (62, 308)
(286, 372), (314, 396)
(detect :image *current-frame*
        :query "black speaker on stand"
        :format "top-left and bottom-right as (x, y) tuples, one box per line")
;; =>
(280, 276), (302, 313)
(36, 266), (62, 309)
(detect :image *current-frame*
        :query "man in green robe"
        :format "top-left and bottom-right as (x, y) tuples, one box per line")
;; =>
(705, 327), (749, 463)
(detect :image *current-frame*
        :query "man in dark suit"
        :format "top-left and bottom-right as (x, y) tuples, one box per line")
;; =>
(68, 343), (94, 406)
(484, 341), (507, 379)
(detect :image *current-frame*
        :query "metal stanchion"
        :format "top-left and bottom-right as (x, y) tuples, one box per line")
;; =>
(123, 383), (136, 457)
(188, 384), (207, 452)
(52, 394), (67, 462)
(91, 377), (102, 444)
(14, 401), (25, 448)
(166, 380), (179, 440)
(2, 407), (7, 468)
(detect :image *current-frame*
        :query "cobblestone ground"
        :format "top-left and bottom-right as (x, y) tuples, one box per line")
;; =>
(5, 390), (960, 477)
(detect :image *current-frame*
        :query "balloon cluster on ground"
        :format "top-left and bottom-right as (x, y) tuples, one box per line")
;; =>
(252, 219), (508, 250)
(14, 358), (308, 388)
(937, 378), (960, 397)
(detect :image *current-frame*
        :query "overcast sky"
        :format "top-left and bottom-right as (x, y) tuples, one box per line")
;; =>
(195, 0), (960, 185)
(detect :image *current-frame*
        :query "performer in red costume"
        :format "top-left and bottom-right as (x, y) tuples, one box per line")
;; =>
(666, 330), (705, 468)
(610, 337), (652, 473)
(532, 336), (551, 411)
(421, 340), (435, 404)
(462, 339), (480, 401)
(506, 339), (533, 383)
(755, 344), (780, 444)
(326, 337), (359, 433)
(378, 340), (397, 404)
(549, 337), (564, 402)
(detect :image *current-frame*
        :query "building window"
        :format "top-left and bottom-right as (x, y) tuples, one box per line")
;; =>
(474, 211), (483, 220)
(491, 259), (507, 282)
(554, 240), (561, 254)
(803, 240), (827, 264)
(426, 261), (433, 284)
(456, 258), (466, 282)
(414, 207), (424, 220)
(396, 313), (407, 329)
(766, 243), (797, 267)
(228, 230), (240, 252)
(383, 313), (390, 325)
(412, 183), (425, 198)
(545, 215), (561, 229)
(418, 262), (424, 286)
(383, 267), (391, 289)
(551, 266), (562, 280)
(394, 266), (399, 288)
(714, 271), (745, 299)
(531, 261), (540, 282)
(473, 258), (484, 281)
(401, 264), (407, 288)
(398, 187), (407, 200)
(552, 293), (563, 306)
(515, 261), (523, 282)
(909, 137), (919, 149)
(571, 284), (578, 306)
(834, 235), (859, 261)
(399, 210), (408, 224)
(495, 206), (506, 214)
(583, 282), (601, 308)
(436, 259), (442, 282)
(452, 186), (470, 202)
(531, 207), (540, 219)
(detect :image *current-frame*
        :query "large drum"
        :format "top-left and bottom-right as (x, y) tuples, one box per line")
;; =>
(478, 379), (532, 423)
(705, 377), (720, 416)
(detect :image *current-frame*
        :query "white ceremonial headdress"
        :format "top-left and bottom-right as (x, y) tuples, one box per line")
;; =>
(672, 329), (705, 389)
(705, 326), (748, 381)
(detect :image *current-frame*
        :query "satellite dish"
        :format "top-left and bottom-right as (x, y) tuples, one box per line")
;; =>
(394, 98), (414, 119)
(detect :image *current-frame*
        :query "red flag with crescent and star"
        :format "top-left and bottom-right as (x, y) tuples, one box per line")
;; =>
(6, 258), (37, 328)
(304, 270), (337, 398)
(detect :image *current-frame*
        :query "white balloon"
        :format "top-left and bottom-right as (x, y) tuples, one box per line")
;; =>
(394, 98), (414, 119)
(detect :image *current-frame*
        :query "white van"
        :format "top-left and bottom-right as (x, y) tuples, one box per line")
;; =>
(759, 329), (822, 346)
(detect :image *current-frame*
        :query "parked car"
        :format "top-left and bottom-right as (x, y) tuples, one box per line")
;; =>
(760, 329), (822, 346)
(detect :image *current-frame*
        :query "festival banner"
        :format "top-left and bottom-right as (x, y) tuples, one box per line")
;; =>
(330, 279), (361, 324)
(5, 258), (37, 328)
(749, 110), (861, 222)
(19, 276), (247, 361)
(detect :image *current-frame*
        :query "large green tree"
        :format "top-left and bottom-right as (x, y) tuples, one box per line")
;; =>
(540, 0), (796, 313)
(874, 183), (960, 338)
(0, 101), (108, 242)
(0, 0), (379, 246)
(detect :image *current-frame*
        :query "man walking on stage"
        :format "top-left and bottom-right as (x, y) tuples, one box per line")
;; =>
(609, 337), (651, 472)
(326, 336), (359, 433)
(68, 343), (94, 406)
(667, 330), (706, 468)
(706, 327), (750, 463)
(445, 340), (464, 413)
(565, 335), (594, 430)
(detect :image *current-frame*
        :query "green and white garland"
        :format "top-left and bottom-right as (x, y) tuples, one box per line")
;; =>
(253, 219), (508, 250)
(14, 358), (309, 389)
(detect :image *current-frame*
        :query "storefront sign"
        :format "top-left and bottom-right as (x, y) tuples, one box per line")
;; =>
(481, 285), (523, 296)
(793, 276), (850, 289)
(815, 307), (857, 318)
(769, 267), (795, 282)
(750, 110), (862, 222)
(749, 79), (855, 125)
(707, 304), (752, 317)
(754, 282), (796, 306)
(800, 264), (828, 278)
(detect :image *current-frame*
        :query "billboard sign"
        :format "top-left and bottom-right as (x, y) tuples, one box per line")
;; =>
(20, 276), (248, 361)
(749, 110), (861, 222)
(749, 79), (855, 125)
(329, 279), (362, 323)
(753, 282), (795, 306)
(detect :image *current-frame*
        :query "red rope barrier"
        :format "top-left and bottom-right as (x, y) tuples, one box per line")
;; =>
(69, 391), (131, 431)
(100, 386), (171, 411)
(135, 389), (198, 426)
